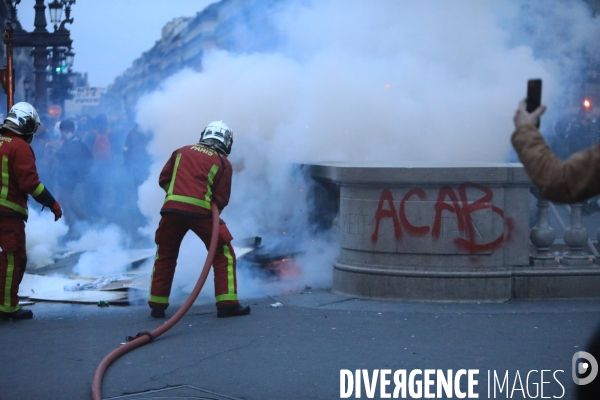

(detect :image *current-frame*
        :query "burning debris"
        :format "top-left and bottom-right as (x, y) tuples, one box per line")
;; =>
(17, 237), (303, 307)
(235, 237), (303, 281)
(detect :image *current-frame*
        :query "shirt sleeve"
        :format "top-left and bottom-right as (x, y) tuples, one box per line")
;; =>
(512, 124), (600, 203)
(211, 157), (232, 211)
(13, 143), (56, 207)
(13, 144), (43, 195)
(159, 151), (176, 192)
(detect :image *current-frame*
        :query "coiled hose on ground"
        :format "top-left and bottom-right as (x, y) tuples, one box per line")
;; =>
(91, 203), (220, 400)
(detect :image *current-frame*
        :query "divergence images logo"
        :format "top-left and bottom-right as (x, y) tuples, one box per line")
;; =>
(572, 351), (598, 386)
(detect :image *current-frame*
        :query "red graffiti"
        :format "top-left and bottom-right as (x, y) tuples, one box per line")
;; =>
(432, 187), (464, 237)
(400, 188), (430, 237)
(371, 189), (401, 242)
(371, 182), (514, 253)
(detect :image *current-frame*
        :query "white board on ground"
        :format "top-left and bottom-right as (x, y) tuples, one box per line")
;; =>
(18, 274), (127, 303)
(18, 274), (90, 298)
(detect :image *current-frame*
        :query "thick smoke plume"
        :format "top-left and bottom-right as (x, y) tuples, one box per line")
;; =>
(132, 0), (600, 302)
(25, 0), (600, 302)
(132, 0), (599, 300)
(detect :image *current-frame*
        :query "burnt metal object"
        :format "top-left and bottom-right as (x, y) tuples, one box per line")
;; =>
(238, 237), (303, 280)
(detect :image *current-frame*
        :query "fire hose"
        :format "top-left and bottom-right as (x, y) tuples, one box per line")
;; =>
(91, 203), (220, 400)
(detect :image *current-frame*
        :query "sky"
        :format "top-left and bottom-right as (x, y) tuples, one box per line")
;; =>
(17, 0), (217, 88)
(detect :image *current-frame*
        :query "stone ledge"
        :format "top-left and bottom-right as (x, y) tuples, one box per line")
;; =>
(334, 263), (600, 301)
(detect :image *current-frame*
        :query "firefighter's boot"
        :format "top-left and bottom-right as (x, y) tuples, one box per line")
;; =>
(217, 304), (251, 318)
(0, 308), (33, 320)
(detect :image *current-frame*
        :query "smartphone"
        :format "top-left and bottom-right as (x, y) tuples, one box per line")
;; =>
(526, 79), (542, 112)
(526, 79), (542, 127)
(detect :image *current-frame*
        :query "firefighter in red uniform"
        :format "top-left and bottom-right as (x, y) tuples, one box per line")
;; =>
(0, 102), (62, 320)
(148, 120), (250, 318)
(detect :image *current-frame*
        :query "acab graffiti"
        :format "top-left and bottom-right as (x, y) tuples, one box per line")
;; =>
(371, 182), (515, 253)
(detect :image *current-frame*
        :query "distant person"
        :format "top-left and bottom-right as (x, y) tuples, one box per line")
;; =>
(87, 113), (116, 220)
(123, 124), (151, 188)
(54, 119), (92, 237)
(30, 123), (59, 188)
(511, 99), (600, 399)
(92, 113), (112, 162)
(120, 124), (151, 237)
(0, 102), (62, 320)
(148, 121), (250, 319)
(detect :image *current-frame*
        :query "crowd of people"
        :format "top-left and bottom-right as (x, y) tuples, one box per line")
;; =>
(30, 113), (152, 241)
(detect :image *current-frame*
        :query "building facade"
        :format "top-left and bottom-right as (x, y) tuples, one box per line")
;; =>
(103, 0), (282, 120)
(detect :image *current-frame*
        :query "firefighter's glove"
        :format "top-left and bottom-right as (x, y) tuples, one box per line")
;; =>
(50, 201), (62, 221)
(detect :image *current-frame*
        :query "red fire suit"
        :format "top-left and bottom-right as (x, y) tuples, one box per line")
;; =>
(149, 143), (239, 311)
(0, 131), (57, 313)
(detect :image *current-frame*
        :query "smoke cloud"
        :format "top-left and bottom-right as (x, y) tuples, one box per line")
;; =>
(134, 0), (599, 301)
(25, 208), (68, 269)
(24, 0), (589, 302)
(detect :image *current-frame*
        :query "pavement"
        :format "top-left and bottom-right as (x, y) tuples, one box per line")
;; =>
(1, 287), (600, 400)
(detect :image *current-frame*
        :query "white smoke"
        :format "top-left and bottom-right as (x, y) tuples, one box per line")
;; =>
(25, 208), (68, 268)
(25, 210), (134, 280)
(65, 224), (133, 277)
(133, 0), (600, 301)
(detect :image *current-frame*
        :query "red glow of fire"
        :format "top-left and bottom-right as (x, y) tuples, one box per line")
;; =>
(263, 258), (302, 280)
(584, 99), (592, 109)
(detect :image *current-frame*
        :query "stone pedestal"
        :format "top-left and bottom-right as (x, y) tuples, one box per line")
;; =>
(308, 162), (600, 301)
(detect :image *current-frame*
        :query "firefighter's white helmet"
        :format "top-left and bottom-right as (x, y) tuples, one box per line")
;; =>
(5, 102), (41, 136)
(199, 120), (233, 155)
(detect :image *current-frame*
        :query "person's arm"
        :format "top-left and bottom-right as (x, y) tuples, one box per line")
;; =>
(511, 99), (600, 203)
(13, 144), (62, 220)
(211, 157), (232, 211)
(13, 145), (55, 207)
(158, 151), (176, 192)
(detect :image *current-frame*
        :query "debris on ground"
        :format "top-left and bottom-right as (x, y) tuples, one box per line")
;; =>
(236, 237), (303, 280)
(17, 237), (303, 307)
(63, 275), (137, 292)
(17, 249), (156, 305)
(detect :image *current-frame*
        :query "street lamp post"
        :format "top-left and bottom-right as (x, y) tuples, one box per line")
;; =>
(6, 0), (75, 116)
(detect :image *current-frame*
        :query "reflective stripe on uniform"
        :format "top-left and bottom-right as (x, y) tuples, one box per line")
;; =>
(149, 249), (160, 302)
(204, 165), (219, 204)
(149, 295), (169, 304)
(1, 155), (7, 199)
(215, 244), (237, 302)
(149, 247), (169, 305)
(164, 194), (210, 209)
(0, 252), (19, 313)
(0, 199), (27, 215)
(0, 155), (28, 215)
(163, 152), (219, 211)
(167, 154), (182, 196)
(215, 293), (238, 302)
(32, 183), (44, 197)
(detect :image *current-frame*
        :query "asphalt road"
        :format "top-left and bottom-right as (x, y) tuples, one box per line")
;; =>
(1, 290), (599, 400)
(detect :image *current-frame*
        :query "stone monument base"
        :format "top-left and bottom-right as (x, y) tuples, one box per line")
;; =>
(334, 263), (600, 301)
